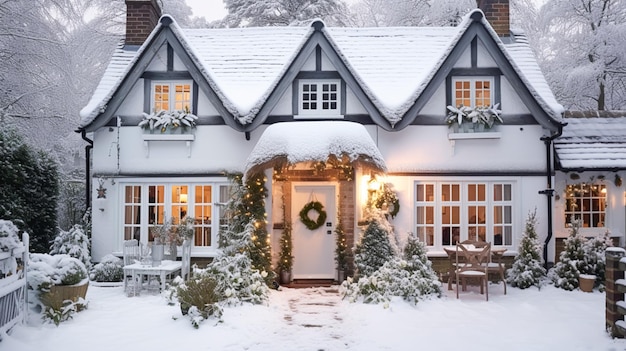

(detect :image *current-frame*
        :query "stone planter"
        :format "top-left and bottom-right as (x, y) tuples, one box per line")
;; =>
(280, 270), (291, 285)
(337, 269), (346, 283)
(42, 279), (89, 308)
(579, 274), (596, 292)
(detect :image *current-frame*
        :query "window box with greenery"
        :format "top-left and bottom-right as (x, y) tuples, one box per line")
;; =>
(445, 104), (502, 133)
(138, 109), (198, 134)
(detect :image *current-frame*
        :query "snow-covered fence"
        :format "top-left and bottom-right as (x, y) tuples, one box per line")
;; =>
(606, 247), (626, 338)
(0, 233), (29, 336)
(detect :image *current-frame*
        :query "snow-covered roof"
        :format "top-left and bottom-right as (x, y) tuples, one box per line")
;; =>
(243, 121), (386, 176)
(555, 113), (626, 170)
(79, 10), (563, 130)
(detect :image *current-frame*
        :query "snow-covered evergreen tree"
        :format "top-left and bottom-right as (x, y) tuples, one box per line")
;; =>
(0, 127), (58, 253)
(50, 224), (91, 269)
(342, 234), (441, 305)
(354, 214), (395, 277)
(550, 220), (587, 291)
(223, 0), (349, 27)
(506, 210), (546, 289)
(582, 230), (612, 289)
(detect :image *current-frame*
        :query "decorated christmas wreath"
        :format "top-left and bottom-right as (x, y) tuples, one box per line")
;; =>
(299, 201), (327, 230)
(374, 184), (400, 219)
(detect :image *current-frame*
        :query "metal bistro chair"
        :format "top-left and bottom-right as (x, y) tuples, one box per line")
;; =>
(122, 239), (140, 294)
(456, 242), (491, 301)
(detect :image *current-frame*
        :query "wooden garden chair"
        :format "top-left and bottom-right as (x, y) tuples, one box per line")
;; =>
(456, 242), (491, 301)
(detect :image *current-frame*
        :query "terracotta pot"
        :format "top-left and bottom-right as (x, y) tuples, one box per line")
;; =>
(579, 274), (596, 293)
(42, 280), (89, 308)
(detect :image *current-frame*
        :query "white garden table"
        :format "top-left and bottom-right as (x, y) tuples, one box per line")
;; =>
(123, 260), (182, 296)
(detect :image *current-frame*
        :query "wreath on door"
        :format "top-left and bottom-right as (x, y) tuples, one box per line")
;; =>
(299, 201), (327, 230)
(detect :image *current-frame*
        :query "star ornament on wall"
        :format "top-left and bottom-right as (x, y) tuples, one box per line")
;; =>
(96, 185), (107, 199)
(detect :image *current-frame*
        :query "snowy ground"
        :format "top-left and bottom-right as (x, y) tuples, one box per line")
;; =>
(3, 282), (626, 351)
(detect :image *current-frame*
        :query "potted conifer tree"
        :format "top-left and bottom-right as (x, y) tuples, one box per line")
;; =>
(277, 202), (293, 284)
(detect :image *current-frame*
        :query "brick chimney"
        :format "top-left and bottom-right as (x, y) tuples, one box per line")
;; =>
(476, 0), (510, 37)
(125, 0), (162, 46)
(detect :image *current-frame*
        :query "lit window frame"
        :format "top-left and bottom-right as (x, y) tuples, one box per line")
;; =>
(151, 80), (193, 113)
(451, 76), (494, 108)
(564, 183), (606, 228)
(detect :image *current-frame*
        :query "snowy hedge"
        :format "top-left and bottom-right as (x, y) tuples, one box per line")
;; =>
(0, 219), (22, 252)
(90, 254), (123, 282)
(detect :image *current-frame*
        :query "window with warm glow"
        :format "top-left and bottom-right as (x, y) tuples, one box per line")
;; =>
(565, 183), (606, 228)
(452, 77), (493, 108)
(121, 182), (228, 251)
(152, 81), (192, 112)
(415, 180), (514, 248)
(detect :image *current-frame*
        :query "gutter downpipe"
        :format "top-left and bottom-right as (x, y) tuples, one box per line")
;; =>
(78, 129), (93, 212)
(539, 122), (564, 269)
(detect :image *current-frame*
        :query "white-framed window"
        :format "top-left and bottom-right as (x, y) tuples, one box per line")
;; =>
(152, 81), (192, 112)
(298, 79), (341, 116)
(564, 183), (606, 228)
(452, 77), (493, 108)
(414, 180), (515, 248)
(121, 181), (230, 252)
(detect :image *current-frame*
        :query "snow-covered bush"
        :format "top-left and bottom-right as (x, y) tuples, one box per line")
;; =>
(27, 253), (89, 325)
(582, 231), (612, 290)
(28, 253), (88, 292)
(176, 272), (224, 328)
(354, 215), (396, 277)
(549, 220), (587, 291)
(50, 224), (91, 269)
(506, 211), (546, 289)
(0, 219), (22, 252)
(343, 235), (441, 305)
(89, 254), (123, 282)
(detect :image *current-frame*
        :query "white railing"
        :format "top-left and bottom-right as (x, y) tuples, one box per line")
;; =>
(0, 233), (29, 336)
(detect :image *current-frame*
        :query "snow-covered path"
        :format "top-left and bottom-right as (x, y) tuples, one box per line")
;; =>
(4, 283), (626, 351)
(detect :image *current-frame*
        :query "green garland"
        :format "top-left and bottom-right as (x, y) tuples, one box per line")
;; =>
(299, 201), (327, 230)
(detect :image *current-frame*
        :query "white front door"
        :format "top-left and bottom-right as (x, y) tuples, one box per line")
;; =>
(291, 182), (337, 279)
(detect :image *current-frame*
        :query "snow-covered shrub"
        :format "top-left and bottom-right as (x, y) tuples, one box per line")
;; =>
(27, 253), (89, 325)
(50, 224), (91, 269)
(0, 219), (22, 252)
(506, 211), (546, 289)
(89, 254), (123, 282)
(549, 220), (587, 291)
(177, 272), (224, 328)
(342, 235), (442, 305)
(354, 216), (395, 277)
(582, 231), (612, 290)
(28, 253), (88, 292)
(205, 252), (269, 306)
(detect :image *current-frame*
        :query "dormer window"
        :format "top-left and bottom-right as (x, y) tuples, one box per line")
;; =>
(297, 79), (341, 117)
(452, 77), (493, 108)
(152, 81), (192, 112)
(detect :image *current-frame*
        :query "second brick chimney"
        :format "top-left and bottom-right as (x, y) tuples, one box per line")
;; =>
(476, 0), (510, 37)
(125, 0), (162, 47)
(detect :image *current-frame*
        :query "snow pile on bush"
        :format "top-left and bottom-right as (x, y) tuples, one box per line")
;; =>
(90, 254), (123, 282)
(28, 253), (88, 292)
(506, 211), (546, 289)
(343, 214), (441, 305)
(549, 220), (612, 291)
(50, 224), (91, 269)
(0, 219), (22, 252)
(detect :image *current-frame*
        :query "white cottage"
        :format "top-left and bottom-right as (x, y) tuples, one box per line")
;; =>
(78, 0), (567, 279)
